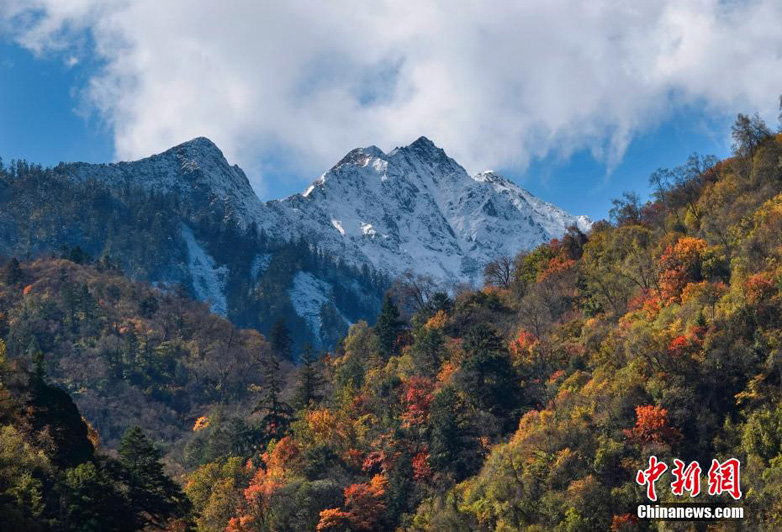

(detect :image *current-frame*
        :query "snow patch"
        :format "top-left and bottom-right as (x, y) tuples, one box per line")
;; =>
(360, 222), (377, 237)
(331, 219), (346, 236)
(181, 224), (228, 315)
(289, 272), (332, 342)
(68, 134), (591, 289)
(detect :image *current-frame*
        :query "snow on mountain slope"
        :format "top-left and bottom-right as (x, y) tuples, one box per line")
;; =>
(262, 136), (591, 283)
(250, 253), (273, 280)
(289, 272), (334, 342)
(59, 135), (590, 298)
(61, 137), (264, 223)
(181, 224), (229, 315)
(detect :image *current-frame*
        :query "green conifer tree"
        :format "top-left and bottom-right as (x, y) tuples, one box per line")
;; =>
(376, 295), (404, 358)
(293, 343), (324, 409)
(119, 426), (191, 529)
(254, 347), (293, 440)
(269, 319), (294, 361)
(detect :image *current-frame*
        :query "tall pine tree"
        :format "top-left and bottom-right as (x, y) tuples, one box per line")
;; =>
(269, 319), (294, 361)
(293, 343), (324, 409)
(1, 257), (22, 285)
(119, 426), (191, 529)
(254, 346), (293, 440)
(375, 295), (404, 358)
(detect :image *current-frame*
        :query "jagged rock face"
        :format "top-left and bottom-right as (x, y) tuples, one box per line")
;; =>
(262, 136), (591, 283)
(1, 135), (589, 348)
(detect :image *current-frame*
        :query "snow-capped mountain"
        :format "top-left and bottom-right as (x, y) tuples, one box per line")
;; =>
(60, 135), (589, 285)
(4, 135), (589, 348)
(268, 136), (591, 283)
(63, 136), (262, 223)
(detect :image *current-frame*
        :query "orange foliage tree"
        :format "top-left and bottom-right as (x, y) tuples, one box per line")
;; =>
(317, 475), (388, 532)
(227, 437), (301, 531)
(400, 377), (435, 429)
(623, 405), (682, 446)
(658, 237), (707, 303)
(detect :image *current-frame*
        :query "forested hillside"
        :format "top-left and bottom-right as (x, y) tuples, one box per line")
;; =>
(0, 257), (289, 459)
(0, 338), (192, 530)
(180, 114), (782, 531)
(0, 152), (387, 350)
(4, 112), (782, 531)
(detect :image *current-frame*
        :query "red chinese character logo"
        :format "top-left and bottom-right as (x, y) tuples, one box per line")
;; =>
(707, 458), (742, 500)
(670, 459), (701, 497)
(636, 455), (668, 501)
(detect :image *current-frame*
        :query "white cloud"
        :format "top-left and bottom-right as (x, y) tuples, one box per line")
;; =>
(3, 0), (782, 194)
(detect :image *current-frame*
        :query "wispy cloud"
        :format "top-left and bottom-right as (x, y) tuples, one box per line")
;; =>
(2, 0), (782, 193)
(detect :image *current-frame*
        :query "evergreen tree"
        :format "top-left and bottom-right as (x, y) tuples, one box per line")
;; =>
(411, 326), (444, 377)
(27, 376), (95, 469)
(376, 295), (404, 357)
(1, 257), (22, 285)
(63, 461), (135, 532)
(428, 386), (482, 483)
(69, 246), (87, 264)
(456, 323), (521, 429)
(424, 291), (453, 316)
(269, 319), (294, 361)
(254, 347), (293, 440)
(119, 426), (191, 529)
(293, 343), (324, 409)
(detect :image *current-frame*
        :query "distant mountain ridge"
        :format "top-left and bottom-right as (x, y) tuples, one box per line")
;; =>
(59, 136), (589, 283)
(0, 136), (589, 348)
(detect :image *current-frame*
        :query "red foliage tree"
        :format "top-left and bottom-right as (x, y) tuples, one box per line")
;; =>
(668, 335), (691, 358)
(317, 475), (388, 532)
(745, 273), (776, 305)
(412, 450), (432, 481)
(623, 405), (682, 446)
(611, 513), (640, 531)
(400, 377), (435, 428)
(658, 237), (707, 303)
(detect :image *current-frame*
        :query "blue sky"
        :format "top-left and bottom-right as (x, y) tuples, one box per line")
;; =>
(504, 109), (734, 220)
(2, 1), (777, 222)
(0, 41), (112, 166)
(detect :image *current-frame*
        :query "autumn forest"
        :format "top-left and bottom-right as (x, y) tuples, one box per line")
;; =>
(4, 111), (782, 531)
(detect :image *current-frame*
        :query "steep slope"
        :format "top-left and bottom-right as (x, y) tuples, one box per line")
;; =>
(52, 135), (589, 285)
(0, 157), (383, 351)
(264, 136), (591, 283)
(0, 257), (268, 457)
(62, 136), (264, 223)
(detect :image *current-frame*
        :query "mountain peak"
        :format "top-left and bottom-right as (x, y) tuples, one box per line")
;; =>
(58, 135), (260, 224)
(333, 145), (386, 169)
(404, 136), (444, 158)
(410, 135), (437, 149)
(473, 170), (504, 184)
(177, 136), (219, 150)
(169, 136), (227, 164)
